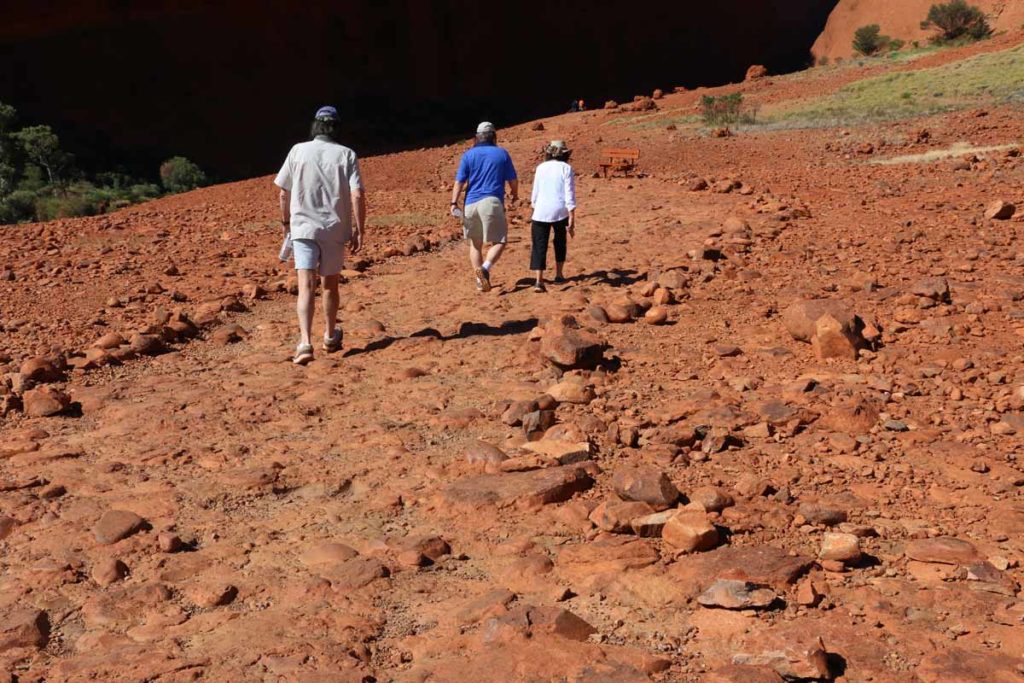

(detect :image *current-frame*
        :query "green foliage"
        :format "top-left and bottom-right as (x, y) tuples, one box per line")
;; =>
(13, 125), (71, 186)
(854, 25), (885, 55)
(853, 24), (904, 56)
(922, 0), (992, 44)
(701, 93), (757, 126)
(160, 156), (207, 193)
(0, 99), (190, 225)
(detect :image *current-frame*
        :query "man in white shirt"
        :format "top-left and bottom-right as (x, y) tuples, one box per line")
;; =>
(274, 106), (366, 365)
(529, 140), (576, 292)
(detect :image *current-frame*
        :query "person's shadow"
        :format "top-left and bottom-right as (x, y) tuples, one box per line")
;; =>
(342, 318), (539, 357)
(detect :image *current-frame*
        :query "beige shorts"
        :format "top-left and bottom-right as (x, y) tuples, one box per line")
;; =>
(463, 197), (508, 244)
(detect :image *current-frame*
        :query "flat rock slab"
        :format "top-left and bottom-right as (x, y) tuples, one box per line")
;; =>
(905, 537), (981, 565)
(439, 465), (593, 510)
(698, 579), (777, 610)
(673, 545), (812, 592)
(94, 510), (145, 545)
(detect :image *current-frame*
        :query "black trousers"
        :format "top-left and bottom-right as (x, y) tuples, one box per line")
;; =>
(530, 218), (568, 271)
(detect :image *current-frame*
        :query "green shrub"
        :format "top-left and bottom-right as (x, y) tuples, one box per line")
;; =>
(854, 25), (886, 55)
(701, 93), (757, 126)
(34, 193), (95, 221)
(922, 0), (992, 44)
(160, 156), (206, 193)
(0, 189), (38, 223)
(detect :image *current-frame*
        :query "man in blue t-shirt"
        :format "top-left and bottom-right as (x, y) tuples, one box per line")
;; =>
(450, 122), (518, 292)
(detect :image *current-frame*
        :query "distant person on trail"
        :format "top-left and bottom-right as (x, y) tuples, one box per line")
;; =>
(569, 99), (579, 113)
(529, 140), (576, 292)
(275, 105), (366, 365)
(450, 121), (518, 292)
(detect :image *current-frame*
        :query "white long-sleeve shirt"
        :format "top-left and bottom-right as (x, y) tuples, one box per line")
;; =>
(530, 160), (576, 222)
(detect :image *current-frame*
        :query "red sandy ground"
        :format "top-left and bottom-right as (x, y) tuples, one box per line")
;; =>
(1, 33), (1023, 683)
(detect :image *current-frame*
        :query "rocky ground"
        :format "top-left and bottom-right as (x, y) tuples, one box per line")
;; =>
(2, 36), (1024, 683)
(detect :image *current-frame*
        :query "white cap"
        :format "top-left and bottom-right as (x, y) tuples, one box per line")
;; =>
(477, 121), (496, 134)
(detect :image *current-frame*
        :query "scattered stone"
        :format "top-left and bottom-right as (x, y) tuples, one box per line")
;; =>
(589, 500), (654, 533)
(630, 510), (676, 538)
(698, 579), (777, 610)
(906, 537), (980, 565)
(22, 386), (72, 417)
(0, 609), (49, 652)
(157, 533), (184, 553)
(546, 379), (595, 404)
(734, 630), (831, 680)
(188, 582), (238, 608)
(466, 441), (508, 467)
(612, 465), (679, 510)
(129, 333), (164, 355)
(819, 532), (861, 564)
(662, 510), (719, 552)
(94, 510), (145, 545)
(798, 503), (848, 527)
(745, 64), (768, 81)
(539, 315), (607, 369)
(643, 306), (669, 325)
(689, 486), (735, 513)
(92, 558), (128, 586)
(440, 466), (593, 510)
(985, 200), (1015, 220)
(0, 517), (16, 540)
(19, 356), (63, 383)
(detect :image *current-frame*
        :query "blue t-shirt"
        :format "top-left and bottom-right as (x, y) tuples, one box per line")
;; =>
(456, 143), (517, 205)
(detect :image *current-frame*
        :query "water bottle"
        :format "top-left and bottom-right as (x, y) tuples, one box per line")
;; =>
(279, 234), (293, 262)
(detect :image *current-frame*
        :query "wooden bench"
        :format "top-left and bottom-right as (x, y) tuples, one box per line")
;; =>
(599, 148), (640, 178)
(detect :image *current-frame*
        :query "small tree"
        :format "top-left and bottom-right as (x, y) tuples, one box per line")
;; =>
(160, 156), (206, 193)
(13, 125), (71, 186)
(921, 0), (992, 43)
(853, 25), (886, 55)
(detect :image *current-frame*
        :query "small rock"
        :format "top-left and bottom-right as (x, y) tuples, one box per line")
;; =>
(0, 609), (49, 652)
(819, 532), (861, 564)
(22, 387), (72, 417)
(698, 579), (776, 610)
(157, 533), (184, 553)
(589, 500), (655, 533)
(19, 357), (63, 383)
(689, 486), (735, 513)
(92, 558), (128, 586)
(612, 465), (679, 510)
(906, 537), (980, 565)
(662, 510), (719, 552)
(94, 510), (145, 545)
(985, 200), (1015, 220)
(188, 582), (238, 608)
(644, 306), (669, 325)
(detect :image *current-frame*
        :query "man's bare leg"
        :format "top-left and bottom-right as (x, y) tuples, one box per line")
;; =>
(296, 269), (317, 347)
(484, 242), (505, 268)
(468, 237), (484, 269)
(321, 274), (340, 339)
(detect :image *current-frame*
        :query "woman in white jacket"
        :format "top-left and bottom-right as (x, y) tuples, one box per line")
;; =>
(529, 140), (576, 292)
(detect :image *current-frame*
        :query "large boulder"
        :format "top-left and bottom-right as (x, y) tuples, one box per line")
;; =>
(782, 299), (867, 359)
(539, 316), (607, 369)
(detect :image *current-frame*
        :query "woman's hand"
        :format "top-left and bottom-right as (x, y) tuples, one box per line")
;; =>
(568, 215), (576, 238)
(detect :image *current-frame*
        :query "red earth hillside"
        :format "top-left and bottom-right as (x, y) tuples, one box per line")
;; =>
(2, 34), (1024, 682)
(813, 0), (1024, 61)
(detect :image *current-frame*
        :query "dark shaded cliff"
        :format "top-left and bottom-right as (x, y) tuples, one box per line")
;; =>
(0, 1), (837, 180)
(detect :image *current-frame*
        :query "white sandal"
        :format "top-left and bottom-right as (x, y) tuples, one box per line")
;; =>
(293, 343), (314, 365)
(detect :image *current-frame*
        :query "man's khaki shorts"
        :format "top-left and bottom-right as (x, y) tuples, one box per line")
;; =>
(463, 197), (508, 244)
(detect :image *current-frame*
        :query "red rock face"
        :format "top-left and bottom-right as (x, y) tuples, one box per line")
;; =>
(813, 0), (1024, 61)
(0, 1), (835, 178)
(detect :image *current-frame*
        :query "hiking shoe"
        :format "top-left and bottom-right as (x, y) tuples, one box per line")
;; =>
(533, 282), (546, 293)
(323, 329), (343, 353)
(293, 343), (314, 365)
(475, 267), (491, 292)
